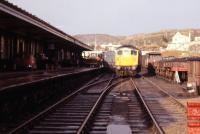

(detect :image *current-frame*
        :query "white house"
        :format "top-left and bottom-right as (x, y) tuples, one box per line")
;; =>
(166, 32), (191, 51)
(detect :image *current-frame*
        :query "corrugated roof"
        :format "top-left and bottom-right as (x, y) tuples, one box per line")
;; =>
(0, 0), (92, 50)
(2, 0), (66, 35)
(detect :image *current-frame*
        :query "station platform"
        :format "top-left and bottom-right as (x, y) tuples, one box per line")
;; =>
(0, 67), (98, 91)
(146, 76), (200, 107)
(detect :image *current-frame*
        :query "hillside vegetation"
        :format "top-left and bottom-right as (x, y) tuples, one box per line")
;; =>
(74, 29), (200, 51)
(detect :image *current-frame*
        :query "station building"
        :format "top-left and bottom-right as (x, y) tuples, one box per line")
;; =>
(0, 1), (91, 71)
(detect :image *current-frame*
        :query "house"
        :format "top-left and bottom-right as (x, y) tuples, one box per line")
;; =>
(166, 32), (191, 51)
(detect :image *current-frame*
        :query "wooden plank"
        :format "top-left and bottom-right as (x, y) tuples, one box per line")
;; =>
(171, 67), (188, 71)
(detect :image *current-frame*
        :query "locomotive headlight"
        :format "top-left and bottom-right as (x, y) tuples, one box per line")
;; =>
(117, 66), (121, 70)
(132, 66), (136, 70)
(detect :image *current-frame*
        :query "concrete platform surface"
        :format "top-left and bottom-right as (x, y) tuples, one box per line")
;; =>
(0, 67), (97, 91)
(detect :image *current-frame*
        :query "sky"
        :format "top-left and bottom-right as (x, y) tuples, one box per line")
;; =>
(8, 0), (200, 36)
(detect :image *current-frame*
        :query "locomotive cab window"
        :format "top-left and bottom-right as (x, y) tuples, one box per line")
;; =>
(131, 50), (137, 55)
(117, 50), (122, 55)
(124, 50), (129, 54)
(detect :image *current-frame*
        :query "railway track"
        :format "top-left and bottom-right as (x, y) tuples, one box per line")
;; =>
(133, 77), (187, 134)
(88, 78), (162, 134)
(0, 72), (105, 134)
(7, 74), (115, 134)
(7, 75), (187, 134)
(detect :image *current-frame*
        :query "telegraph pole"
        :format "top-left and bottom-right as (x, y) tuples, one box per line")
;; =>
(94, 34), (97, 51)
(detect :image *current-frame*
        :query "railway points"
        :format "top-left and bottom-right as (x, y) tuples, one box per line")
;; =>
(7, 77), (166, 134)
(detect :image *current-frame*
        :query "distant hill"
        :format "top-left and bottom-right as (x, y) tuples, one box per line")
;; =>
(74, 34), (124, 45)
(74, 29), (200, 51)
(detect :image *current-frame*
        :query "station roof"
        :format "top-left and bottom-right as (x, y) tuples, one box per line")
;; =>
(0, 0), (92, 50)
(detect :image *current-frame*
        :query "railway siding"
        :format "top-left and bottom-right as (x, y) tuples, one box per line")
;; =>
(146, 77), (200, 107)
(134, 77), (187, 134)
(153, 57), (200, 95)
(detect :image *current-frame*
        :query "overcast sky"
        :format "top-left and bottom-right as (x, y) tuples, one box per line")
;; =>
(8, 0), (200, 36)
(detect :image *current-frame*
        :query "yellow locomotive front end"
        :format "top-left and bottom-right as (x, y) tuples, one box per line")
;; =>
(115, 45), (140, 76)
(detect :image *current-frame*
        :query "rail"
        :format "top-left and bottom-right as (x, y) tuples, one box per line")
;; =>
(77, 77), (126, 134)
(8, 75), (115, 134)
(145, 77), (187, 112)
(131, 78), (164, 134)
(77, 76), (114, 134)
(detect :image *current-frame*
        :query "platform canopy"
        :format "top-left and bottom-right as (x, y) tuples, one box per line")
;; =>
(0, 1), (92, 51)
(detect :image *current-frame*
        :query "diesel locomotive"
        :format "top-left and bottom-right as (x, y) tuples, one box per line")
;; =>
(115, 45), (141, 76)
